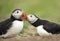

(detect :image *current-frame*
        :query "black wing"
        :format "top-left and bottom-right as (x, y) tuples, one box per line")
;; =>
(0, 18), (13, 35)
(42, 20), (60, 34)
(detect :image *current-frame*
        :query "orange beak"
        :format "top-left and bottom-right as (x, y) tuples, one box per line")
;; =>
(23, 12), (28, 21)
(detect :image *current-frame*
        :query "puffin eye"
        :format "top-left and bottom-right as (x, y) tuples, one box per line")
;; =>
(17, 11), (19, 13)
(30, 15), (32, 17)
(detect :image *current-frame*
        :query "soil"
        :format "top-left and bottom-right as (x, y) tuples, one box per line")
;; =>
(0, 35), (60, 41)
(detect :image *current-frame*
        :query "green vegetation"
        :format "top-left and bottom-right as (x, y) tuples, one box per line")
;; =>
(0, 0), (60, 22)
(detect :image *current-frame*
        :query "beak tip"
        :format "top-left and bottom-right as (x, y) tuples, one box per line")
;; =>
(23, 12), (28, 21)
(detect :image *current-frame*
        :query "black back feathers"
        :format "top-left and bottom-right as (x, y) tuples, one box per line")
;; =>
(0, 18), (13, 35)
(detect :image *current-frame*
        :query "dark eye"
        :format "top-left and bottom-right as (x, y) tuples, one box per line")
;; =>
(17, 11), (19, 13)
(30, 15), (32, 17)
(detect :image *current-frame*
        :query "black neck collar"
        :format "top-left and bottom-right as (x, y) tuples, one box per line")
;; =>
(10, 15), (22, 21)
(31, 18), (42, 27)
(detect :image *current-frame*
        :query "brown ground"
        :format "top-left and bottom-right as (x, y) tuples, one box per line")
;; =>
(0, 35), (60, 41)
(0, 26), (60, 41)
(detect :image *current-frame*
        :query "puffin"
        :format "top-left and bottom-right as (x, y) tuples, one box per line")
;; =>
(0, 9), (27, 38)
(27, 14), (60, 36)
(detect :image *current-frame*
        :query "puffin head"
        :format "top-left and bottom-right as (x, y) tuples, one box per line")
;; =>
(27, 14), (38, 23)
(11, 9), (27, 21)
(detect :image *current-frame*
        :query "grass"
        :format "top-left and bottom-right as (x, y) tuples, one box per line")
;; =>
(0, 0), (60, 22)
(0, 0), (60, 36)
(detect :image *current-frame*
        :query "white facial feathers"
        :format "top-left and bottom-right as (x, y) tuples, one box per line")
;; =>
(12, 9), (23, 19)
(27, 14), (38, 23)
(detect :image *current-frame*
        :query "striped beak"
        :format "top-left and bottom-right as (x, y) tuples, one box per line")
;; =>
(22, 12), (27, 21)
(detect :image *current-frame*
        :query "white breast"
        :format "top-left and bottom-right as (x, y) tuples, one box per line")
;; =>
(1, 20), (23, 38)
(36, 25), (52, 36)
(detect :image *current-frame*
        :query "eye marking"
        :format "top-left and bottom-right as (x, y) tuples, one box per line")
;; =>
(30, 15), (32, 17)
(17, 11), (19, 13)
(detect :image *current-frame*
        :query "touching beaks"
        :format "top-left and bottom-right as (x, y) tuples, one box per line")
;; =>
(22, 12), (28, 21)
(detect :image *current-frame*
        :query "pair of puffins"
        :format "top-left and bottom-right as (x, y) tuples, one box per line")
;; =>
(0, 9), (60, 38)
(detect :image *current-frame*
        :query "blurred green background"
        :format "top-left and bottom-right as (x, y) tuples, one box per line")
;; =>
(0, 0), (60, 34)
(0, 0), (60, 23)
